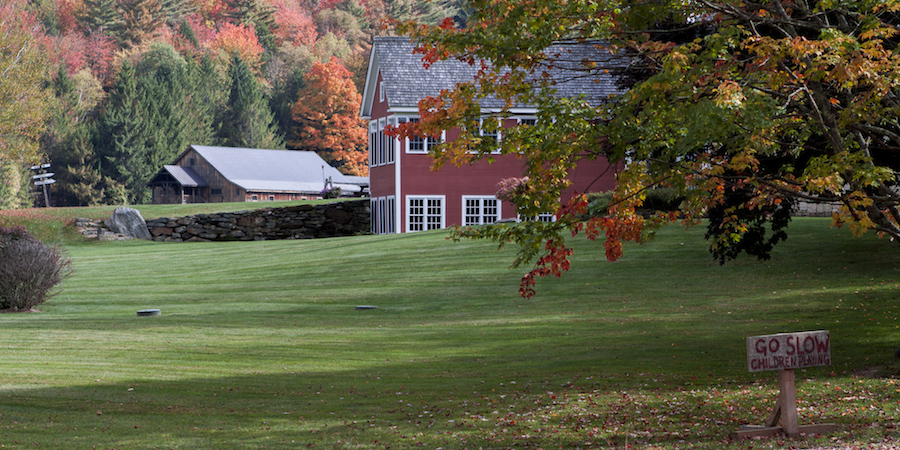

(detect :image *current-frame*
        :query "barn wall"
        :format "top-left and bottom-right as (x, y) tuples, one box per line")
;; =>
(174, 149), (240, 203)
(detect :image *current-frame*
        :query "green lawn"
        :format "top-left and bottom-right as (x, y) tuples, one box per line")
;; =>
(0, 212), (898, 448)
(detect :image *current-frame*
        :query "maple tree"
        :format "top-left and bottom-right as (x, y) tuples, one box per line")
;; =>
(397, 0), (900, 296)
(210, 22), (266, 70)
(270, 0), (318, 47)
(288, 57), (368, 176)
(0, 0), (55, 165)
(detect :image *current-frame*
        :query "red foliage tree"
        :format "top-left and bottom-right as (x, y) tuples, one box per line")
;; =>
(269, 0), (318, 47)
(209, 22), (265, 70)
(57, 0), (83, 34)
(53, 32), (88, 75)
(83, 32), (117, 85)
(184, 13), (217, 47)
(288, 57), (368, 176)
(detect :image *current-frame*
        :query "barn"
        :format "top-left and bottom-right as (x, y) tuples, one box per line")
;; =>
(149, 145), (367, 204)
(360, 37), (620, 234)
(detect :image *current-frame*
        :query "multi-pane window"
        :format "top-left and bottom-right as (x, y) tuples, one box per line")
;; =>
(519, 118), (537, 127)
(369, 121), (377, 166)
(369, 118), (397, 166)
(463, 196), (500, 225)
(407, 196), (444, 232)
(477, 118), (502, 153)
(371, 196), (397, 234)
(519, 212), (556, 223)
(386, 197), (396, 233)
(401, 117), (442, 153)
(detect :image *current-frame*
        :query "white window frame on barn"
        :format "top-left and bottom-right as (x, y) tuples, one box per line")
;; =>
(370, 196), (396, 235)
(406, 195), (445, 232)
(479, 117), (502, 154)
(396, 117), (444, 154)
(517, 117), (538, 127)
(462, 196), (500, 226)
(518, 212), (556, 223)
(369, 118), (397, 167)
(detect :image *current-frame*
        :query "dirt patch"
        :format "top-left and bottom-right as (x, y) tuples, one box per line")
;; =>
(853, 365), (900, 379)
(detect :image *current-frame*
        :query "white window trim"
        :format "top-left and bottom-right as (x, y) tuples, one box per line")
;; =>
(398, 116), (444, 154)
(372, 196), (396, 234)
(386, 117), (396, 164)
(479, 117), (502, 154)
(385, 195), (396, 234)
(368, 120), (378, 167)
(517, 212), (557, 223)
(377, 118), (386, 166)
(406, 195), (445, 233)
(462, 196), (501, 226)
(369, 118), (398, 167)
(379, 81), (385, 103)
(370, 198), (377, 233)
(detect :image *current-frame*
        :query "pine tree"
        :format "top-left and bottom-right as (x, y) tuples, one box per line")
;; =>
(95, 60), (150, 203)
(97, 44), (224, 204)
(117, 0), (165, 48)
(75, 0), (120, 35)
(44, 66), (112, 206)
(223, 0), (278, 54)
(216, 54), (284, 149)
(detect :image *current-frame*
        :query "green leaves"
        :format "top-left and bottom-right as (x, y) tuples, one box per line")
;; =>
(403, 0), (900, 295)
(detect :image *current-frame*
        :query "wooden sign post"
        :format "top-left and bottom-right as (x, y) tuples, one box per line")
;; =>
(735, 330), (837, 439)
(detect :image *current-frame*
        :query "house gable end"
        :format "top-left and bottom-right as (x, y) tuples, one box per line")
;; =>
(361, 45), (381, 119)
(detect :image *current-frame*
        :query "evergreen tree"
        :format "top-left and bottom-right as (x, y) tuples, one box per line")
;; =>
(117, 0), (165, 48)
(269, 67), (305, 145)
(223, 0), (278, 54)
(138, 44), (192, 177)
(75, 0), (120, 35)
(96, 60), (150, 203)
(94, 44), (219, 204)
(44, 66), (111, 206)
(216, 54), (284, 149)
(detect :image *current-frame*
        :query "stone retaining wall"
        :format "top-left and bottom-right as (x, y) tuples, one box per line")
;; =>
(145, 200), (370, 242)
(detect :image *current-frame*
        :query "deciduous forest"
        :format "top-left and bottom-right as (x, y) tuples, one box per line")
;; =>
(0, 0), (465, 206)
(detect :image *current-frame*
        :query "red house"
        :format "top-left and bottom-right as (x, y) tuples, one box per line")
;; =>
(360, 37), (620, 234)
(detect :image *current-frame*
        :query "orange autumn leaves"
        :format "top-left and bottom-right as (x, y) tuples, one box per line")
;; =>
(289, 58), (368, 176)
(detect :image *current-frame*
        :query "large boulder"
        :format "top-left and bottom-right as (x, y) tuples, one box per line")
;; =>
(104, 207), (152, 240)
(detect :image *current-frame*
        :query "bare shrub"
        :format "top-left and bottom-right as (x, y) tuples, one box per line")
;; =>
(0, 226), (72, 312)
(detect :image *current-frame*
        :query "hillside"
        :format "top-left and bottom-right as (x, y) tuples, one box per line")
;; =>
(0, 215), (897, 447)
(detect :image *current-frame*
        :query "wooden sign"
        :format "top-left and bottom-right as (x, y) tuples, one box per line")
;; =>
(736, 330), (836, 439)
(746, 330), (830, 372)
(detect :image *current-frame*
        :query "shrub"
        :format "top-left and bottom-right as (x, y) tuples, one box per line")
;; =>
(0, 226), (72, 312)
(583, 189), (684, 219)
(642, 187), (684, 212)
(320, 186), (342, 199)
(584, 191), (613, 218)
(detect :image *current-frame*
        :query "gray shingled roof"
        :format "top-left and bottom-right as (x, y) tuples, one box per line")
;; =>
(159, 165), (208, 187)
(367, 36), (623, 115)
(188, 145), (362, 194)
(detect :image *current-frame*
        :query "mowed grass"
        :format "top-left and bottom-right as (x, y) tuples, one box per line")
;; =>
(0, 212), (899, 448)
